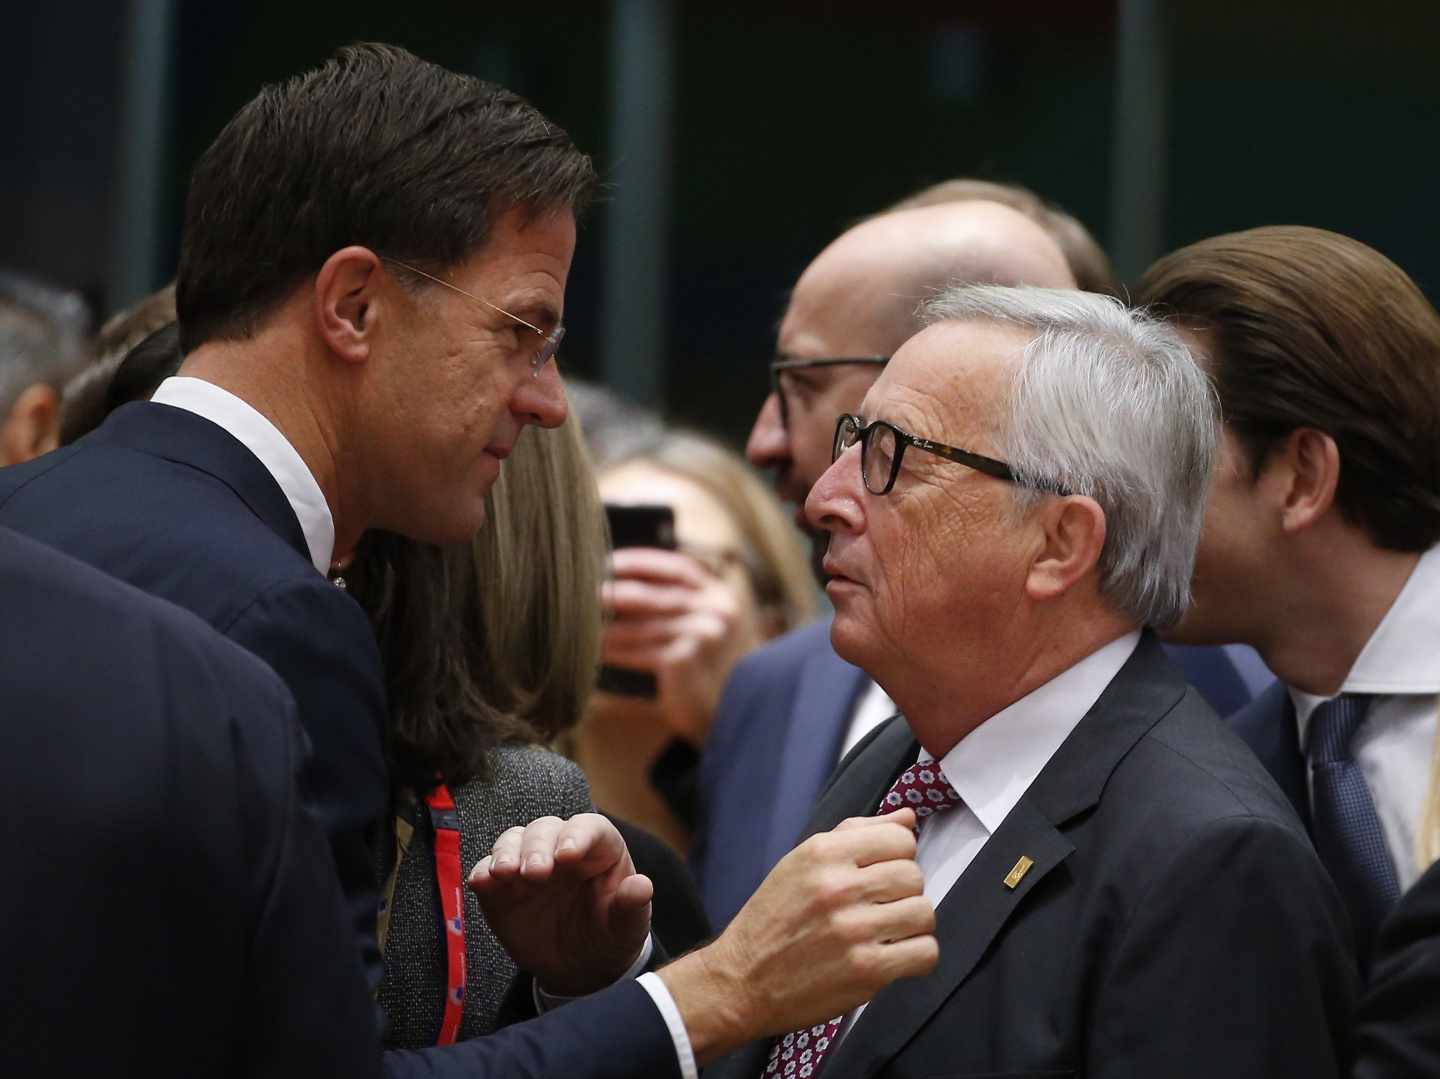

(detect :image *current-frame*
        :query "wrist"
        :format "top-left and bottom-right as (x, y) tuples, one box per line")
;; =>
(536, 936), (652, 1005)
(657, 939), (755, 1066)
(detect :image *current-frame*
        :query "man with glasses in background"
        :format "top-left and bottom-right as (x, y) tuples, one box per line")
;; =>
(691, 189), (1082, 929)
(693, 184), (1263, 931)
(704, 283), (1355, 1079)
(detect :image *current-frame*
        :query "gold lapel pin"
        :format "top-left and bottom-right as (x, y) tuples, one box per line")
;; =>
(1003, 855), (1035, 890)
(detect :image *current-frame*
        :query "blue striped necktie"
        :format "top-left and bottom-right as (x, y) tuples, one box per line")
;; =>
(1305, 692), (1401, 961)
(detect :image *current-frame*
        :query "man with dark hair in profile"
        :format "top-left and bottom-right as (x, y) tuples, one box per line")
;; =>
(0, 268), (91, 464)
(0, 44), (937, 1078)
(1138, 226), (1440, 971)
(0, 526), (380, 1078)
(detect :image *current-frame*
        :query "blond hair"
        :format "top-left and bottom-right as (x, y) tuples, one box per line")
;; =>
(476, 416), (607, 740)
(1420, 711), (1440, 872)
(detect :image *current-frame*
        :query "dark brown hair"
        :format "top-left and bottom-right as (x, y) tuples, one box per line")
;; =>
(60, 285), (178, 445)
(1137, 225), (1440, 552)
(176, 43), (596, 354)
(884, 179), (1119, 297)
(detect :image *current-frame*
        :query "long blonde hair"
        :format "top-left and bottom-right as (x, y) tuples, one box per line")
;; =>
(1420, 712), (1440, 872)
(475, 416), (607, 739)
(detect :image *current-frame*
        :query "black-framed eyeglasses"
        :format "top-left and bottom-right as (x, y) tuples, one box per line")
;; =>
(380, 256), (564, 377)
(833, 412), (1056, 496)
(769, 356), (888, 428)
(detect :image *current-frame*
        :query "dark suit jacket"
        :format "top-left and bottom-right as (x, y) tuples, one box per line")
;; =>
(0, 405), (682, 1079)
(0, 527), (380, 1078)
(694, 619), (1256, 931)
(707, 634), (1357, 1079)
(0, 401), (389, 989)
(1353, 858), (1440, 1079)
(1228, 680), (1310, 825)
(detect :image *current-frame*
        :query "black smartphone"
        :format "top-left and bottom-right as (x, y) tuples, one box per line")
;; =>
(604, 502), (677, 552)
(598, 503), (677, 698)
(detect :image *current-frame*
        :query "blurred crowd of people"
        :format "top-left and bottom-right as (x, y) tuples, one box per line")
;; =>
(2, 41), (1437, 1079)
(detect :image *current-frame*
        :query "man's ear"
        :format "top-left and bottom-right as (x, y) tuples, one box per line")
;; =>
(0, 383), (60, 466)
(1267, 428), (1339, 535)
(1025, 495), (1107, 603)
(313, 247), (386, 365)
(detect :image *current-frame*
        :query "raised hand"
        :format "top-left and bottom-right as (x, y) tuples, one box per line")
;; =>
(468, 812), (653, 996)
(657, 809), (937, 1064)
(600, 546), (763, 747)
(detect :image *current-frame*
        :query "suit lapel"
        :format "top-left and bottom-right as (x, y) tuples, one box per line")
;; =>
(765, 640), (872, 868)
(825, 800), (1074, 1079)
(821, 634), (1186, 1079)
(92, 402), (311, 562)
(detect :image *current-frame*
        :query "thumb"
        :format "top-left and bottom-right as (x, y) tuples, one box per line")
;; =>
(607, 872), (655, 939)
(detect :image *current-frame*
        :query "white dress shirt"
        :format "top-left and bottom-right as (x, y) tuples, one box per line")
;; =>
(841, 679), (898, 759)
(151, 376), (696, 1072)
(150, 377), (335, 575)
(1289, 545), (1440, 891)
(837, 630), (1141, 1042)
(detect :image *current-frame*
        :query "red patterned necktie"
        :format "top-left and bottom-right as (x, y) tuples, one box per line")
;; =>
(759, 760), (962, 1079)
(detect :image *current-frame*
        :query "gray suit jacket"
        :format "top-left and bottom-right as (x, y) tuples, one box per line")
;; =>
(379, 746), (592, 1045)
(707, 634), (1357, 1079)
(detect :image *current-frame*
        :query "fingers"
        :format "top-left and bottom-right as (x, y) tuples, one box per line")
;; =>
(834, 808), (916, 833)
(613, 872), (655, 913)
(468, 813), (630, 892)
(869, 932), (941, 983)
(603, 578), (713, 620)
(854, 858), (927, 905)
(609, 547), (713, 587)
(812, 814), (917, 868)
(866, 893), (936, 943)
(549, 812), (628, 874)
(602, 611), (730, 650)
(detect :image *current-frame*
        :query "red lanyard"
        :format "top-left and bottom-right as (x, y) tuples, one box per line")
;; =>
(424, 783), (466, 1046)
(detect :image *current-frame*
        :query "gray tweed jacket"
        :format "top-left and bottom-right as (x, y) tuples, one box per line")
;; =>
(377, 745), (592, 1048)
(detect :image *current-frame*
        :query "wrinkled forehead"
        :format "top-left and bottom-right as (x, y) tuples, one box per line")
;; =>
(859, 319), (1028, 446)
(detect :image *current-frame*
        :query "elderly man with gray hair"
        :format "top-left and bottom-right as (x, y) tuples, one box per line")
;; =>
(706, 285), (1357, 1079)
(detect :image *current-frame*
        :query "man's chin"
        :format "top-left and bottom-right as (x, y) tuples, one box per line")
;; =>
(827, 615), (869, 669)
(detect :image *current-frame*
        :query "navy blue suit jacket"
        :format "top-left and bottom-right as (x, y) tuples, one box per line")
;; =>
(0, 402), (389, 987)
(0, 527), (380, 1078)
(695, 620), (1257, 929)
(0, 405), (680, 1079)
(1228, 680), (1309, 827)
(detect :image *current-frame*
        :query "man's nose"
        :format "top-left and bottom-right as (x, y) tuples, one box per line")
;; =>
(745, 393), (789, 471)
(512, 361), (568, 429)
(805, 444), (864, 535)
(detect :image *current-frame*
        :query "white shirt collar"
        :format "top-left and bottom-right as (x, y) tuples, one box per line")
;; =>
(1290, 544), (1440, 730)
(923, 630), (1141, 835)
(149, 376), (335, 574)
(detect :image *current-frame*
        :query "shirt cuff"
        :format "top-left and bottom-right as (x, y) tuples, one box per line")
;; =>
(532, 933), (656, 1012)
(637, 970), (699, 1079)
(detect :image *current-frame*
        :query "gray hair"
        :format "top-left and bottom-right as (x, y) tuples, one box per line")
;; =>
(0, 269), (92, 416)
(922, 285), (1218, 628)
